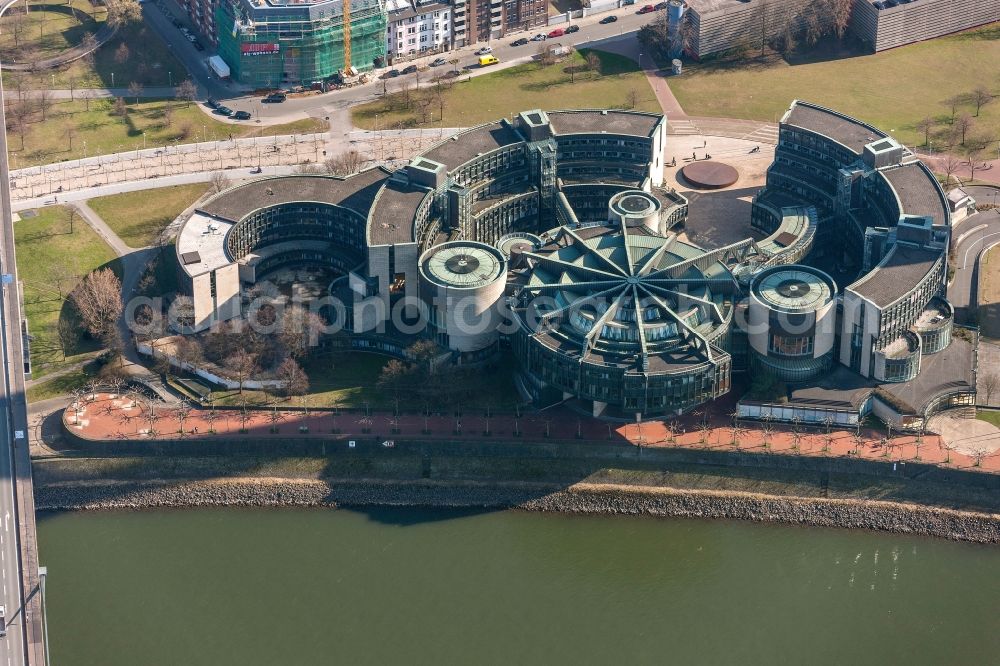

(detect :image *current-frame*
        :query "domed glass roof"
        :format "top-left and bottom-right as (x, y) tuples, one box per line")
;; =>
(509, 223), (734, 372)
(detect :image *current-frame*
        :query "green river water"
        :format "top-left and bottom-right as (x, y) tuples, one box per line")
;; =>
(37, 508), (1000, 665)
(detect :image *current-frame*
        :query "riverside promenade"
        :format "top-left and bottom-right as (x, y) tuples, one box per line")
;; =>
(62, 393), (1000, 473)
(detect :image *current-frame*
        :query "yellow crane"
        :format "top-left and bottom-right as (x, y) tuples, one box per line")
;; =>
(342, 0), (352, 72)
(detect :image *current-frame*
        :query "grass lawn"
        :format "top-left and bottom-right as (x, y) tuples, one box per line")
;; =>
(0, 0), (105, 59)
(15, 206), (119, 378)
(979, 245), (1000, 338)
(2, 19), (187, 90)
(89, 183), (209, 248)
(670, 23), (1000, 148)
(351, 49), (659, 130)
(209, 351), (522, 411)
(7, 97), (327, 168)
(26, 362), (97, 403)
(977, 410), (1000, 428)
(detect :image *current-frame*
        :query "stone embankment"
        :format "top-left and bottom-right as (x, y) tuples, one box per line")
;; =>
(36, 478), (1000, 544)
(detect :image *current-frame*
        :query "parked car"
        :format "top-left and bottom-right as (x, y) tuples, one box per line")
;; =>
(263, 92), (286, 103)
(214, 105), (233, 116)
(511, 37), (529, 46)
(474, 46), (493, 55)
(654, 1), (668, 7)
(599, 14), (618, 23)
(382, 69), (400, 78)
(530, 33), (547, 41)
(430, 57), (448, 67)
(478, 54), (500, 67)
(205, 97), (219, 108)
(401, 64), (418, 74)
(192, 39), (205, 51)
(637, 4), (656, 13)
(547, 28), (565, 38)
(622, 0), (635, 4)
(171, 18), (183, 27)
(232, 110), (252, 120)
(565, 24), (580, 33)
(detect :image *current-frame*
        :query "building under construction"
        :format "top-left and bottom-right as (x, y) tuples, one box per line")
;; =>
(216, 0), (387, 87)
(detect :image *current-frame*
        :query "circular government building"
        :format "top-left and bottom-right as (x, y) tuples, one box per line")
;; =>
(174, 103), (974, 422)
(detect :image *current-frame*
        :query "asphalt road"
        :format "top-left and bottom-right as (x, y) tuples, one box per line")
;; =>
(948, 185), (1000, 315)
(142, 0), (656, 123)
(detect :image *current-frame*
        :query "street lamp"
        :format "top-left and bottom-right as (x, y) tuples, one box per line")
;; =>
(142, 131), (147, 149)
(168, 70), (173, 87)
(111, 71), (115, 87)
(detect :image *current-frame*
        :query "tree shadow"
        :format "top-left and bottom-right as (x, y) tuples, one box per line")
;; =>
(783, 36), (869, 66)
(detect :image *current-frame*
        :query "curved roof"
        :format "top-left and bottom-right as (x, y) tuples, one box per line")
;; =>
(510, 223), (733, 373)
(752, 266), (836, 312)
(419, 241), (506, 289)
(782, 101), (888, 154)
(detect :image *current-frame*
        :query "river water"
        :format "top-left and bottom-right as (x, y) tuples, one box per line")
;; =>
(37, 508), (999, 665)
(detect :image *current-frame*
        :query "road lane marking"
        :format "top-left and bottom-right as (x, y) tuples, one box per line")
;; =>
(961, 230), (1000, 268)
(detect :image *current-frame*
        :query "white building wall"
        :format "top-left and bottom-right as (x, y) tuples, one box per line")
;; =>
(387, 4), (453, 59)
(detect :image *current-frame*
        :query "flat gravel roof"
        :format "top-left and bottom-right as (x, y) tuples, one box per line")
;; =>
(849, 244), (941, 307)
(784, 102), (887, 154)
(421, 122), (524, 172)
(880, 162), (949, 227)
(548, 110), (661, 138)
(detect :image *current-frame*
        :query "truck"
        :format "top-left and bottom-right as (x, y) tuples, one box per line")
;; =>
(336, 66), (370, 87)
(478, 55), (500, 67)
(208, 55), (231, 80)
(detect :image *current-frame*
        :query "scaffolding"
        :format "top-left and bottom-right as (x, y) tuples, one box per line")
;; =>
(216, 0), (387, 87)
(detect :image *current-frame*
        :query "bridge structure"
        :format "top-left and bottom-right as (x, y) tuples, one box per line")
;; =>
(0, 0), (51, 662)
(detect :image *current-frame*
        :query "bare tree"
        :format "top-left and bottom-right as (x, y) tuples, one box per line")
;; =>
(944, 94), (964, 123)
(128, 81), (144, 105)
(915, 117), (935, 148)
(80, 88), (94, 112)
(209, 171), (230, 193)
(175, 79), (198, 107)
(278, 305), (326, 359)
(113, 97), (127, 116)
(277, 357), (309, 398)
(114, 42), (130, 65)
(224, 349), (259, 395)
(324, 149), (366, 176)
(625, 88), (640, 110)
(70, 268), (123, 342)
(5, 102), (31, 151)
(970, 86), (993, 117)
(36, 88), (55, 121)
(65, 126), (77, 152)
(982, 372), (999, 405)
(105, 0), (143, 28)
(585, 51), (600, 74)
(954, 113), (974, 145)
(941, 153), (963, 185)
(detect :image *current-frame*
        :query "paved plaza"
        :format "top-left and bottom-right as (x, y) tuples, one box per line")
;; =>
(63, 393), (1000, 472)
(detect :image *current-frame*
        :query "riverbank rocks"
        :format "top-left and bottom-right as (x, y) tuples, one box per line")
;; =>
(36, 478), (1000, 544)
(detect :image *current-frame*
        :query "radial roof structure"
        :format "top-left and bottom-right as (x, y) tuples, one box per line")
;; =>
(509, 222), (735, 372)
(753, 266), (836, 312)
(420, 241), (506, 290)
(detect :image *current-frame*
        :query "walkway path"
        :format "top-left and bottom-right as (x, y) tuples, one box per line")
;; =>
(0, 0), (117, 71)
(65, 392), (1000, 472)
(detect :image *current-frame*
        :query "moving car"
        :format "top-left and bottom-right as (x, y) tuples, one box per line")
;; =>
(638, 4), (656, 13)
(232, 110), (252, 120)
(430, 57), (448, 67)
(474, 46), (493, 55)
(263, 92), (286, 103)
(214, 105), (233, 116)
(599, 14), (618, 23)
(566, 24), (580, 33)
(0, 605), (5, 638)
(547, 28), (565, 37)
(511, 37), (529, 46)
(479, 54), (500, 67)
(530, 33), (547, 41)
